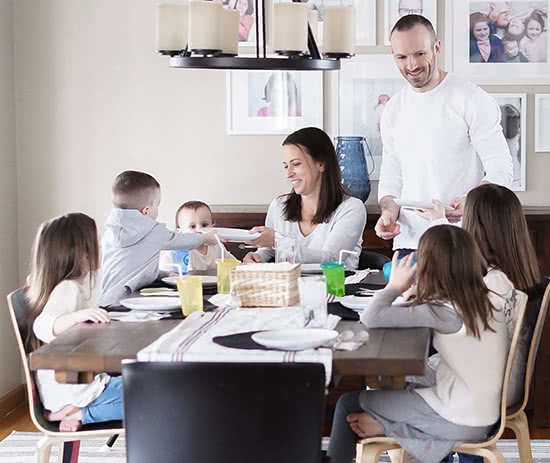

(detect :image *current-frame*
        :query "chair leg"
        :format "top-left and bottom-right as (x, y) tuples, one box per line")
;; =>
(62, 441), (80, 463)
(357, 443), (402, 463)
(36, 436), (53, 463)
(388, 448), (407, 463)
(57, 442), (64, 463)
(507, 412), (533, 463)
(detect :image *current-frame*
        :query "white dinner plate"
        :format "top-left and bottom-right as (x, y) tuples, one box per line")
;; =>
(394, 199), (436, 210)
(209, 227), (261, 242)
(338, 295), (372, 312)
(300, 263), (323, 274)
(252, 329), (338, 351)
(119, 297), (181, 312)
(162, 275), (218, 286)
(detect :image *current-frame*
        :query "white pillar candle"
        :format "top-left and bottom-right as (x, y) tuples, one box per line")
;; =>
(189, 0), (222, 52)
(323, 6), (356, 56)
(307, 9), (319, 44)
(156, 3), (189, 53)
(220, 7), (239, 55)
(273, 3), (308, 54)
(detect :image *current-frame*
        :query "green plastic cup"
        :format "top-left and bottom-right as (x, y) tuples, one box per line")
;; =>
(321, 261), (345, 297)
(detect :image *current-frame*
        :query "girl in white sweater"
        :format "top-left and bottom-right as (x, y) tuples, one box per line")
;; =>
(26, 213), (122, 432)
(327, 225), (524, 463)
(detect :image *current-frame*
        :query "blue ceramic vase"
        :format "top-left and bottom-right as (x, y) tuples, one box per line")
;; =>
(335, 136), (371, 202)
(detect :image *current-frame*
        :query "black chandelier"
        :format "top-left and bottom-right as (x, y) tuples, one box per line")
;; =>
(158, 0), (354, 71)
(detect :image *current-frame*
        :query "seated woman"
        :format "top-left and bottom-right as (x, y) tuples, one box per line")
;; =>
(243, 127), (367, 269)
(470, 12), (505, 62)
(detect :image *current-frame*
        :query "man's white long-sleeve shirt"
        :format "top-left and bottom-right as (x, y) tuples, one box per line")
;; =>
(378, 72), (513, 250)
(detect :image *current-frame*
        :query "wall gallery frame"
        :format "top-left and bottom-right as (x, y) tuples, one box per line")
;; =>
(226, 70), (323, 134)
(451, 0), (550, 83)
(338, 55), (404, 180)
(383, 0), (437, 46)
(491, 93), (527, 191)
(535, 94), (550, 151)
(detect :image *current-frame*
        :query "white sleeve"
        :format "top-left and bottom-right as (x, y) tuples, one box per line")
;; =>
(255, 200), (277, 263)
(295, 200), (366, 264)
(378, 105), (403, 200)
(33, 281), (80, 343)
(465, 89), (513, 188)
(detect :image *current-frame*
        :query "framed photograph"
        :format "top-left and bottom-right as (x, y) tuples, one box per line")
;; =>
(384, 0), (438, 45)
(338, 55), (405, 180)
(272, 0), (376, 47)
(452, 1), (550, 83)
(535, 94), (550, 151)
(491, 93), (527, 191)
(226, 70), (323, 134)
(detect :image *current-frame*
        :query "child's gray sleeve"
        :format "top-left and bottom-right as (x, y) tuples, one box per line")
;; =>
(157, 225), (204, 251)
(360, 288), (463, 334)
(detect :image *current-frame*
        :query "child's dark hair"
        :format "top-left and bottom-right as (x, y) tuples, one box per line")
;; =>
(175, 201), (212, 228)
(112, 170), (160, 210)
(25, 213), (99, 351)
(416, 225), (495, 339)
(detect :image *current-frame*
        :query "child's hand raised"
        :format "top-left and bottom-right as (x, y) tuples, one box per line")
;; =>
(74, 308), (111, 324)
(387, 251), (417, 295)
(416, 200), (446, 222)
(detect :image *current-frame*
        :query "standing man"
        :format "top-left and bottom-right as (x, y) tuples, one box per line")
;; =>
(375, 15), (513, 255)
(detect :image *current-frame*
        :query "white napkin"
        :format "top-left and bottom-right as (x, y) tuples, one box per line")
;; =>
(110, 311), (171, 322)
(345, 269), (378, 285)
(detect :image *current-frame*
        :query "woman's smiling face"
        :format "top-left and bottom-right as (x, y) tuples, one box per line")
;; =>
(473, 21), (490, 41)
(282, 144), (324, 197)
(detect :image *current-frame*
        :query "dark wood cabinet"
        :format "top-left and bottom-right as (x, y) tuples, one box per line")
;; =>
(213, 206), (550, 428)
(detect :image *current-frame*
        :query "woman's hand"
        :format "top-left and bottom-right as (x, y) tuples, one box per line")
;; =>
(243, 252), (262, 264)
(74, 308), (111, 324)
(248, 226), (275, 248)
(416, 200), (446, 221)
(387, 251), (417, 295)
(401, 283), (417, 301)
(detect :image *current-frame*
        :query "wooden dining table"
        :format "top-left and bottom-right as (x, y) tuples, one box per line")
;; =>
(29, 317), (430, 390)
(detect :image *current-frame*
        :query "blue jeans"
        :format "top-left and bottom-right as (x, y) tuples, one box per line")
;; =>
(81, 376), (124, 425)
(457, 454), (482, 463)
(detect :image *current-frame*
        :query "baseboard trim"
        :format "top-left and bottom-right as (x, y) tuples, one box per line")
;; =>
(0, 385), (26, 419)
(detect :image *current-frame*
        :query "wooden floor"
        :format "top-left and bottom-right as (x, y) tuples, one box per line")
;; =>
(2, 403), (550, 441)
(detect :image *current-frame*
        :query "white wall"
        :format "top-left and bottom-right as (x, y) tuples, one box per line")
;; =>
(0, 0), (22, 397)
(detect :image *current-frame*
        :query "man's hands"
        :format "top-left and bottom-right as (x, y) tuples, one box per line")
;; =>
(416, 200), (447, 222)
(375, 196), (401, 240)
(445, 196), (466, 223)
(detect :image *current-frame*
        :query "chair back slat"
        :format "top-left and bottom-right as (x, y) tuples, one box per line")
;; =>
(511, 279), (550, 417)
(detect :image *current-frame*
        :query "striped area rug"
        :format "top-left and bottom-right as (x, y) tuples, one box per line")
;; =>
(1, 432), (550, 462)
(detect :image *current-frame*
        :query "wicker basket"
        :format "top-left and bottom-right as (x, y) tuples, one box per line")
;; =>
(230, 263), (301, 307)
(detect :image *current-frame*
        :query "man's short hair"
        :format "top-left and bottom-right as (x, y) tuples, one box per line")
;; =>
(112, 170), (160, 209)
(391, 14), (437, 45)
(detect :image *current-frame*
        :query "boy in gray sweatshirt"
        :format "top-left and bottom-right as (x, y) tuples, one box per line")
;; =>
(99, 170), (219, 306)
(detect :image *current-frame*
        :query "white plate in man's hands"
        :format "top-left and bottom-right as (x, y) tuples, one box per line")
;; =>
(119, 297), (181, 311)
(209, 227), (261, 242)
(252, 329), (338, 351)
(162, 275), (218, 286)
(394, 199), (436, 210)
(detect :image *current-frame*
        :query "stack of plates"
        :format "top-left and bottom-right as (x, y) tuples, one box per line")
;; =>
(162, 275), (217, 287)
(338, 295), (372, 313)
(119, 297), (181, 312)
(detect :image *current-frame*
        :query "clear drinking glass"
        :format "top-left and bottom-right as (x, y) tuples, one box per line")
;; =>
(275, 232), (296, 264)
(298, 276), (328, 328)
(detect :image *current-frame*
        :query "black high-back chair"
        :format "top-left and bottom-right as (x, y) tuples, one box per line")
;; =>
(358, 249), (391, 271)
(122, 361), (325, 463)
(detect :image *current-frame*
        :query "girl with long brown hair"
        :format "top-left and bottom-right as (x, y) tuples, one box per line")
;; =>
(327, 225), (524, 463)
(26, 213), (123, 432)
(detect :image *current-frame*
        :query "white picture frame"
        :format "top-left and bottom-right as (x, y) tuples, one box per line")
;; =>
(383, 0), (438, 46)
(535, 94), (550, 151)
(272, 0), (376, 48)
(338, 55), (405, 180)
(491, 93), (527, 191)
(452, 0), (550, 84)
(226, 70), (323, 134)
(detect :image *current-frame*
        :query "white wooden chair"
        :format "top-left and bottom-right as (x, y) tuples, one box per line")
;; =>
(356, 289), (535, 463)
(7, 288), (124, 463)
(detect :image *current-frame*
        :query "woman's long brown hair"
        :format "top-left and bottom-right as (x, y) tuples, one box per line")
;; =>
(463, 184), (540, 297)
(24, 213), (99, 351)
(416, 225), (495, 339)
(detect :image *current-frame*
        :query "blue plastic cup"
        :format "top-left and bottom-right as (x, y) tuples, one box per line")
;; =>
(383, 255), (417, 282)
